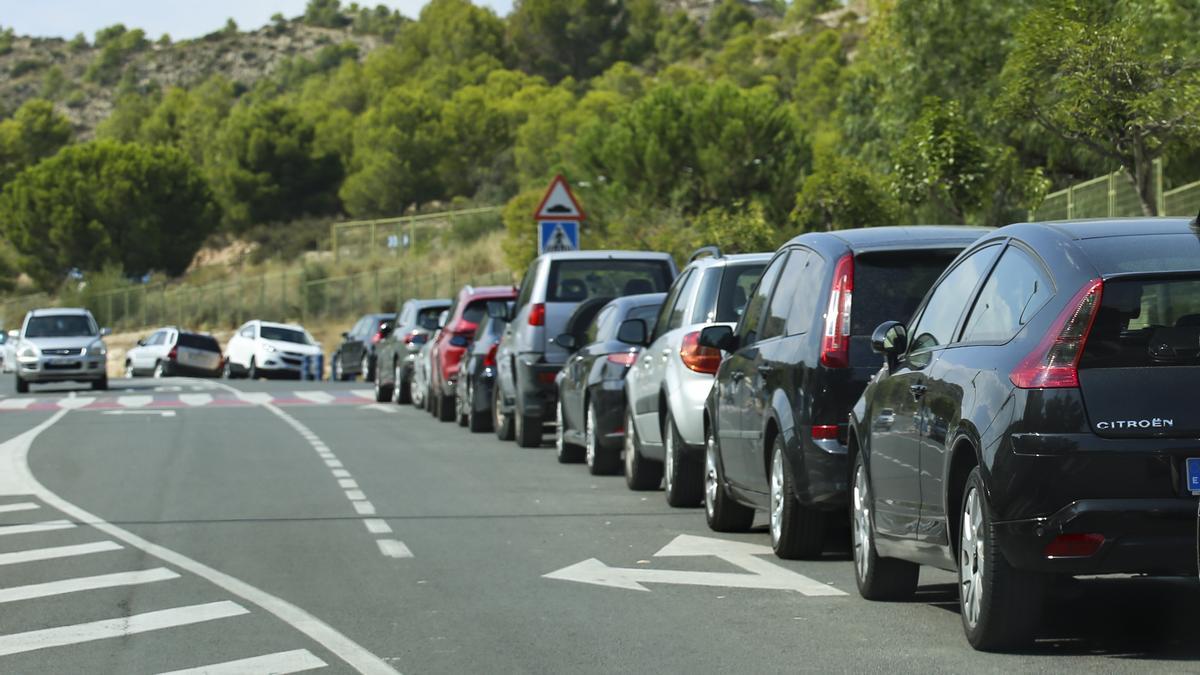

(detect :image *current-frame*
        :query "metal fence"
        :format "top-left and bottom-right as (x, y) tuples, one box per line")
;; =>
(331, 206), (503, 261)
(1029, 158), (1200, 221)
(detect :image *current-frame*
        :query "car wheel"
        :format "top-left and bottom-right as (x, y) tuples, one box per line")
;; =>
(456, 384), (469, 427)
(331, 355), (341, 382)
(153, 361), (165, 379)
(124, 361), (134, 379)
(373, 363), (392, 403)
(586, 400), (619, 475)
(467, 381), (492, 433)
(852, 451), (918, 600)
(514, 395), (543, 448)
(14, 373), (28, 394)
(623, 407), (663, 490)
(959, 467), (1045, 650)
(704, 425), (754, 532)
(92, 376), (107, 391)
(361, 353), (371, 382)
(437, 389), (456, 422)
(555, 398), (583, 463)
(247, 358), (258, 381)
(394, 364), (411, 404)
(769, 438), (825, 559)
(222, 360), (233, 379)
(493, 384), (514, 441)
(663, 412), (703, 507)
(411, 377), (424, 408)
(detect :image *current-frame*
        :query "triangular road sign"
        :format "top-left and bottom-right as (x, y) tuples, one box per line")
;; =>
(534, 175), (586, 221)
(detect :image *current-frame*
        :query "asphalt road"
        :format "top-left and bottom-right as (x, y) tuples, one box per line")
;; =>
(0, 375), (1195, 673)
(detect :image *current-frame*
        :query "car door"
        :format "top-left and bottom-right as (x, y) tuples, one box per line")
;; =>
(718, 253), (785, 488)
(566, 306), (612, 437)
(635, 269), (697, 447)
(136, 331), (164, 371)
(232, 323), (256, 368)
(499, 263), (537, 401)
(870, 244), (1001, 540)
(345, 318), (367, 371)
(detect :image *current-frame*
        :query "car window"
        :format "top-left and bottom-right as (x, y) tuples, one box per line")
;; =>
(546, 259), (673, 303)
(960, 246), (1052, 344)
(1082, 276), (1200, 368)
(709, 263), (767, 324)
(652, 269), (691, 342)
(763, 250), (804, 340)
(145, 331), (163, 346)
(854, 250), (964, 337)
(178, 333), (221, 352)
(462, 301), (488, 326)
(416, 307), (444, 331)
(239, 325), (255, 339)
(736, 252), (786, 346)
(665, 269), (702, 332)
(588, 305), (615, 344)
(909, 245), (1001, 354)
(515, 262), (537, 309)
(260, 326), (310, 344)
(627, 302), (662, 327)
(786, 250), (824, 335)
(25, 314), (97, 338)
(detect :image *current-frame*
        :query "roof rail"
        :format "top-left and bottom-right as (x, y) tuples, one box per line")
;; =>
(688, 246), (723, 263)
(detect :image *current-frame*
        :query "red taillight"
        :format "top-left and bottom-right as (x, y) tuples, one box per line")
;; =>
(607, 351), (638, 367)
(528, 303), (545, 326)
(403, 330), (420, 344)
(484, 343), (498, 368)
(820, 254), (854, 368)
(1010, 279), (1102, 389)
(680, 331), (722, 374)
(167, 346), (178, 361)
(537, 370), (557, 384)
(811, 424), (839, 440)
(371, 331), (383, 344)
(1044, 533), (1104, 558)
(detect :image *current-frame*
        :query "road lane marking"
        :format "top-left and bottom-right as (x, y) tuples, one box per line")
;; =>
(352, 501), (376, 515)
(331, 469), (351, 478)
(344, 490), (366, 501)
(363, 519), (391, 534)
(56, 397), (94, 410)
(232, 391), (273, 405)
(0, 399), (33, 410)
(324, 459), (343, 468)
(0, 541), (122, 566)
(338, 479), (359, 489)
(295, 391), (335, 405)
(102, 410), (176, 417)
(116, 395), (153, 408)
(158, 649), (328, 675)
(0, 601), (249, 657)
(0, 403), (400, 674)
(362, 404), (397, 414)
(350, 389), (373, 399)
(0, 502), (38, 514)
(179, 394), (213, 407)
(0, 519), (75, 537)
(0, 568), (179, 604)
(376, 540), (413, 559)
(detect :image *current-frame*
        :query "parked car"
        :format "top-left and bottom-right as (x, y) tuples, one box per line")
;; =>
(429, 285), (518, 422)
(454, 313), (507, 433)
(556, 293), (667, 474)
(223, 320), (322, 380)
(0, 331), (14, 373)
(374, 298), (451, 404)
(331, 313), (394, 382)
(124, 327), (223, 378)
(11, 308), (109, 392)
(411, 311), (445, 410)
(849, 218), (1200, 650)
(700, 226), (986, 561)
(623, 247), (770, 504)
(494, 251), (678, 448)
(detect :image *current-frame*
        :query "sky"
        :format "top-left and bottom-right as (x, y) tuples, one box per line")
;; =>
(2, 0), (514, 41)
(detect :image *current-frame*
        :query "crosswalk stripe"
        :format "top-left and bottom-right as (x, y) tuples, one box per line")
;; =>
(0, 519), (75, 537)
(0, 568), (179, 604)
(158, 648), (328, 675)
(117, 395), (153, 408)
(56, 397), (94, 410)
(350, 389), (373, 399)
(179, 394), (213, 407)
(0, 502), (39, 514)
(0, 541), (122, 566)
(295, 391), (335, 405)
(234, 392), (273, 405)
(0, 600), (250, 657)
(0, 399), (34, 410)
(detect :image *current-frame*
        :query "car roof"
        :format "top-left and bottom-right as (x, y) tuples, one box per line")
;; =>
(536, 250), (675, 262)
(28, 307), (91, 317)
(605, 292), (667, 311)
(1016, 217), (1195, 240)
(409, 298), (452, 308)
(686, 252), (773, 271)
(258, 321), (306, 332)
(458, 285), (517, 299)
(785, 226), (990, 252)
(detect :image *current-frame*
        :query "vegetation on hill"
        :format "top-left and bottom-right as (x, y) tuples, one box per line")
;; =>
(0, 0), (1199, 299)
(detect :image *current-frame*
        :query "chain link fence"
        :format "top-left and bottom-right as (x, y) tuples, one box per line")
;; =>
(331, 207), (502, 262)
(1028, 158), (1200, 221)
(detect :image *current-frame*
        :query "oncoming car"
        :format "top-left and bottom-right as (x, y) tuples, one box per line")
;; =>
(223, 320), (322, 380)
(11, 308), (110, 392)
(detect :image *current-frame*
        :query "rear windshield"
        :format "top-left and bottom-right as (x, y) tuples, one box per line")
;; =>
(853, 251), (962, 335)
(1080, 235), (1200, 275)
(463, 302), (487, 326)
(1081, 277), (1200, 368)
(416, 307), (444, 330)
(177, 333), (221, 352)
(546, 260), (673, 302)
(25, 315), (96, 338)
(260, 326), (310, 344)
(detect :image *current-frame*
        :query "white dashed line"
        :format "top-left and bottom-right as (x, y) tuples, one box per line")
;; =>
(352, 501), (376, 515)
(331, 469), (351, 478)
(363, 519), (392, 535)
(0, 541), (122, 567)
(179, 394), (213, 407)
(338, 479), (359, 489)
(0, 520), (75, 537)
(376, 540), (413, 559)
(116, 395), (153, 408)
(324, 459), (343, 468)
(294, 391), (335, 405)
(0, 399), (33, 410)
(344, 490), (366, 501)
(0, 568), (179, 604)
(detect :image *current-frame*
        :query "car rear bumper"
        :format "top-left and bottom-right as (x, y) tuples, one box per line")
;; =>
(516, 356), (560, 419)
(794, 436), (848, 509)
(591, 380), (627, 450)
(996, 498), (1198, 575)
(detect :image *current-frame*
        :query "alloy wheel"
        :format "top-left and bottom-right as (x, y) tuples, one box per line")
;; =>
(624, 410), (637, 477)
(664, 420), (676, 495)
(154, 362), (164, 378)
(585, 404), (597, 468)
(770, 447), (785, 546)
(704, 433), (719, 520)
(361, 354), (370, 381)
(555, 400), (566, 457)
(852, 463), (871, 583)
(960, 486), (985, 629)
(393, 364), (402, 403)
(124, 363), (134, 379)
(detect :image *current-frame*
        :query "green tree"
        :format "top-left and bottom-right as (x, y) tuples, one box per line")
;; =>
(304, 0), (350, 27)
(507, 0), (627, 82)
(0, 99), (73, 186)
(0, 141), (217, 287)
(892, 98), (991, 223)
(705, 0), (755, 45)
(791, 153), (899, 232)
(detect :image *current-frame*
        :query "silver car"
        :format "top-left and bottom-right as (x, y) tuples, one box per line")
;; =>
(623, 248), (771, 505)
(11, 308), (110, 392)
(125, 327), (223, 378)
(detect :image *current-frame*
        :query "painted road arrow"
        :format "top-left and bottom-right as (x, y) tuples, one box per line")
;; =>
(543, 534), (846, 596)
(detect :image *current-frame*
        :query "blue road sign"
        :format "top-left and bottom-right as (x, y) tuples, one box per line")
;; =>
(539, 221), (579, 254)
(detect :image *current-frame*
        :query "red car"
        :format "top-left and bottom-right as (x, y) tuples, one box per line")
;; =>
(429, 284), (517, 422)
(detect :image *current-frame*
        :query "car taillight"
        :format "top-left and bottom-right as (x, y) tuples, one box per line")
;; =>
(167, 346), (178, 361)
(371, 331), (383, 344)
(537, 370), (557, 384)
(403, 330), (420, 344)
(607, 352), (638, 367)
(820, 254), (854, 368)
(1044, 533), (1104, 558)
(1010, 279), (1102, 389)
(680, 331), (721, 374)
(484, 343), (498, 368)
(528, 303), (545, 327)
(811, 424), (839, 440)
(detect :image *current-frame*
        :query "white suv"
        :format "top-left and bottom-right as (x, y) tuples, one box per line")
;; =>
(224, 320), (322, 380)
(11, 308), (110, 392)
(623, 248), (770, 505)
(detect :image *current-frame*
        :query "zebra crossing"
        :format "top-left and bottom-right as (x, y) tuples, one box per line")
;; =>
(0, 388), (378, 413)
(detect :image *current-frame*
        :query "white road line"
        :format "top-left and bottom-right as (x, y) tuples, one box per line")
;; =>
(0, 568), (179, 604)
(376, 540), (413, 559)
(117, 395), (153, 408)
(350, 389), (373, 399)
(0, 541), (122, 567)
(0, 502), (38, 514)
(361, 404), (397, 414)
(57, 397), (95, 410)
(352, 501), (376, 515)
(331, 469), (351, 478)
(179, 394), (213, 407)
(325, 459), (343, 468)
(158, 648), (328, 675)
(0, 519), (75, 537)
(344, 490), (366, 501)
(294, 391), (335, 405)
(0, 601), (249, 657)
(363, 519), (392, 534)
(233, 391), (273, 405)
(338, 479), (359, 489)
(0, 399), (33, 410)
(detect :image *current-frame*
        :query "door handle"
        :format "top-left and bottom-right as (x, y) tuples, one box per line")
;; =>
(909, 383), (927, 401)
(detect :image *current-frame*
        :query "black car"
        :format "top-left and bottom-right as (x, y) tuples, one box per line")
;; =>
(454, 313), (506, 433)
(374, 299), (452, 403)
(700, 226), (986, 561)
(850, 218), (1200, 650)
(556, 293), (666, 474)
(332, 313), (394, 382)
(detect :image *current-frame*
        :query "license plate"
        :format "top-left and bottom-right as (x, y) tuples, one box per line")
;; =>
(1187, 458), (1200, 495)
(49, 358), (72, 366)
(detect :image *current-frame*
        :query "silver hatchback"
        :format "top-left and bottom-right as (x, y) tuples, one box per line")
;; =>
(12, 308), (109, 392)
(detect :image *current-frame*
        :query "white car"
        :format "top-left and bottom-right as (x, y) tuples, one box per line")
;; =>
(224, 320), (322, 380)
(0, 331), (14, 373)
(125, 327), (224, 378)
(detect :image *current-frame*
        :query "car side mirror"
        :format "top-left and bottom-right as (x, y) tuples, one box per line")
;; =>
(699, 325), (738, 352)
(379, 321), (393, 338)
(136, 338), (146, 347)
(555, 333), (578, 351)
(100, 327), (111, 337)
(871, 321), (908, 369)
(617, 319), (648, 347)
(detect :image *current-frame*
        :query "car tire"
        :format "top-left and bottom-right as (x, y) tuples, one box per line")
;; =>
(555, 399), (584, 463)
(456, 385), (469, 427)
(14, 373), (28, 394)
(222, 360), (234, 379)
(851, 451), (918, 601)
(437, 390), (456, 422)
(493, 384), (514, 441)
(705, 425), (754, 532)
(331, 355), (342, 382)
(374, 364), (392, 403)
(663, 413), (703, 507)
(959, 466), (1045, 651)
(585, 400), (619, 475)
(153, 361), (165, 379)
(361, 353), (371, 382)
(124, 361), (134, 379)
(624, 407), (663, 490)
(769, 438), (825, 560)
(514, 395), (543, 448)
(395, 364), (412, 404)
(92, 376), (107, 391)
(247, 358), (258, 381)
(467, 381), (492, 433)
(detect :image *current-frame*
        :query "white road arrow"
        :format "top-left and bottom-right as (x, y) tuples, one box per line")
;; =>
(543, 534), (845, 596)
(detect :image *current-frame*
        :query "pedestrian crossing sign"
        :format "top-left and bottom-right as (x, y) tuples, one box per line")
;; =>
(539, 221), (579, 254)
